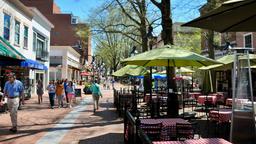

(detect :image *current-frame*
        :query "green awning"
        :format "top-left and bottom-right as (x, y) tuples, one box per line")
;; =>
(0, 36), (25, 60)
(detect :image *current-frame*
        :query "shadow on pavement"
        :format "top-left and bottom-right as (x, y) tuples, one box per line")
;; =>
(78, 133), (123, 144)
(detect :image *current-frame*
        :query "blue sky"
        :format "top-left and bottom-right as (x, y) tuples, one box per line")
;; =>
(55, 0), (206, 22)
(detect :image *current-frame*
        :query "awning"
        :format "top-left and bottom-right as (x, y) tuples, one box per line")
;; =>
(0, 36), (25, 60)
(21, 59), (48, 70)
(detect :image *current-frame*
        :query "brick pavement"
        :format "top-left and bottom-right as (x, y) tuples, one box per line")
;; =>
(0, 85), (124, 144)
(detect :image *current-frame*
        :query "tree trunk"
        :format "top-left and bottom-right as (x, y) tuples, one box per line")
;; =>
(150, 0), (178, 117)
(208, 30), (215, 59)
(161, 0), (173, 45)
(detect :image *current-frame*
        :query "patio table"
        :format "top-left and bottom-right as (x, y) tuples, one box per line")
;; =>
(140, 118), (190, 141)
(197, 95), (217, 105)
(209, 109), (232, 123)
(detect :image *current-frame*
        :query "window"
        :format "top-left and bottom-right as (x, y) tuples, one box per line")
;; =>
(24, 26), (28, 49)
(33, 32), (48, 61)
(14, 20), (20, 45)
(33, 32), (37, 51)
(3, 13), (11, 40)
(244, 33), (252, 48)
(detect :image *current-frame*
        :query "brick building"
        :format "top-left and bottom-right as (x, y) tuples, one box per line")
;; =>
(20, 0), (92, 80)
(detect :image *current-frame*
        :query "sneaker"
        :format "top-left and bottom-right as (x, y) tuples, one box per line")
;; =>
(69, 105), (72, 108)
(51, 106), (54, 109)
(93, 109), (96, 113)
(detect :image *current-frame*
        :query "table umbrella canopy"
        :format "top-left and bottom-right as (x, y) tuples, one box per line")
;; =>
(158, 67), (195, 74)
(199, 54), (256, 70)
(183, 0), (256, 32)
(122, 45), (222, 67)
(112, 65), (148, 77)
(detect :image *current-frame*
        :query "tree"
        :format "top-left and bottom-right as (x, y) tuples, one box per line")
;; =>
(174, 29), (201, 53)
(150, 0), (179, 117)
(89, 4), (136, 73)
(200, 0), (228, 59)
(75, 24), (90, 65)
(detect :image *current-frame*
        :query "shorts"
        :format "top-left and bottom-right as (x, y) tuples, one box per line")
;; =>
(67, 93), (74, 99)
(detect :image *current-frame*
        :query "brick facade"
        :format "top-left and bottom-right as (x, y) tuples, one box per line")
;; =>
(221, 32), (256, 48)
(20, 0), (92, 64)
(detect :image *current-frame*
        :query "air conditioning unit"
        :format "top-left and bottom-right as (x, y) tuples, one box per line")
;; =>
(71, 16), (79, 24)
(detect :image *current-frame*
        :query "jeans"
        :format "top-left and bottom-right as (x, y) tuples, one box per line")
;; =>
(49, 93), (55, 107)
(57, 95), (64, 107)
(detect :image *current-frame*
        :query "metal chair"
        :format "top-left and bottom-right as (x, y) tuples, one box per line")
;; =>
(176, 123), (194, 141)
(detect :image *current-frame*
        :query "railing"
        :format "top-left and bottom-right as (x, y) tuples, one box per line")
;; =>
(124, 109), (152, 144)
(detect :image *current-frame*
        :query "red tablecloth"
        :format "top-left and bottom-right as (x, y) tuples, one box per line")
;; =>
(141, 118), (190, 140)
(197, 95), (217, 105)
(153, 141), (184, 144)
(185, 138), (232, 144)
(209, 109), (232, 123)
(153, 138), (232, 144)
(189, 92), (201, 99)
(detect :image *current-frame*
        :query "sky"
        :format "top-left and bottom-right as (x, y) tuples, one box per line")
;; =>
(55, 0), (206, 22)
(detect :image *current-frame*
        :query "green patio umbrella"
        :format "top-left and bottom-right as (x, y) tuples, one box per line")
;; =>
(183, 0), (256, 32)
(122, 45), (222, 67)
(112, 65), (148, 77)
(199, 54), (256, 70)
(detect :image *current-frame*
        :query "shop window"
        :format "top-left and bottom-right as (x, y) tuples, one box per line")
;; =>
(24, 26), (28, 49)
(244, 33), (252, 48)
(14, 20), (20, 45)
(3, 13), (11, 40)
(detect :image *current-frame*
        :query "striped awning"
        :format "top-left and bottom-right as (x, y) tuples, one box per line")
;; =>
(0, 36), (25, 60)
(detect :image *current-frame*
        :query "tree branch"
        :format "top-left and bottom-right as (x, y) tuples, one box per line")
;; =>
(150, 0), (161, 9)
(115, 0), (141, 26)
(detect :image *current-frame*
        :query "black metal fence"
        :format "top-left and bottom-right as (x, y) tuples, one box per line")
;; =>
(124, 109), (152, 144)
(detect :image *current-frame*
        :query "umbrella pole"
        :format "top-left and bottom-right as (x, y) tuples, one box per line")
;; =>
(192, 67), (194, 92)
(167, 60), (170, 117)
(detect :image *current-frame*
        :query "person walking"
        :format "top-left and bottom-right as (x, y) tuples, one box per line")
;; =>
(66, 81), (75, 108)
(64, 79), (69, 104)
(56, 80), (64, 108)
(47, 81), (56, 109)
(4, 73), (24, 133)
(90, 80), (102, 112)
(37, 80), (44, 104)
